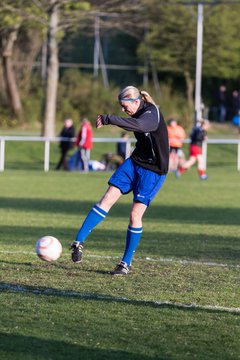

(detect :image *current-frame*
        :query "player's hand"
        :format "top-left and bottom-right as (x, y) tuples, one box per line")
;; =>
(96, 115), (103, 129)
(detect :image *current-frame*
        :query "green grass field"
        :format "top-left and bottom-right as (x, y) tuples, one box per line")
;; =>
(0, 141), (240, 359)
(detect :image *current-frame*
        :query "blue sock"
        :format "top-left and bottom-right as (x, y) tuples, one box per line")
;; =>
(76, 205), (107, 243)
(122, 226), (143, 266)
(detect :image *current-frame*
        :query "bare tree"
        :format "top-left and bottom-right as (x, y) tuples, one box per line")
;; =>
(42, 0), (59, 137)
(0, 24), (23, 120)
(0, 0), (145, 136)
(14, 28), (42, 95)
(45, 1), (145, 137)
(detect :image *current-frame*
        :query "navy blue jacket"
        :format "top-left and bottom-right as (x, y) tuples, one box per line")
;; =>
(190, 126), (206, 147)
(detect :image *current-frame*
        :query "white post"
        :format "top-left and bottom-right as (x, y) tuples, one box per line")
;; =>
(195, 4), (204, 122)
(202, 141), (207, 170)
(93, 16), (100, 80)
(126, 141), (131, 159)
(0, 139), (5, 172)
(238, 142), (240, 171)
(99, 41), (109, 89)
(44, 140), (50, 172)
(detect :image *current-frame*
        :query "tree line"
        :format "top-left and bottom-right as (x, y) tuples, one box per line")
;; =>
(0, 0), (240, 136)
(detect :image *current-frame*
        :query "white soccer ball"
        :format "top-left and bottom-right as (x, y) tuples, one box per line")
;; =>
(36, 236), (62, 262)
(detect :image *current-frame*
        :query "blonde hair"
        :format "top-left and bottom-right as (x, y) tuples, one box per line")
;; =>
(118, 86), (156, 105)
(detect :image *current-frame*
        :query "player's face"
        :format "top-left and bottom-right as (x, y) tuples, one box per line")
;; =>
(202, 123), (210, 131)
(119, 99), (140, 116)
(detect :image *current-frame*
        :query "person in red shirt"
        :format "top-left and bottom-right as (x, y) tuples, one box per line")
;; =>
(75, 118), (93, 172)
(167, 118), (186, 172)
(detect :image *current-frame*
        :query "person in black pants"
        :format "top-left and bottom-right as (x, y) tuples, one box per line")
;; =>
(56, 118), (75, 170)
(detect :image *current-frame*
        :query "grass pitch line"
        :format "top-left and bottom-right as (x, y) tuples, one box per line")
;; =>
(1, 283), (240, 314)
(0, 250), (240, 269)
(90, 254), (240, 269)
(144, 257), (240, 269)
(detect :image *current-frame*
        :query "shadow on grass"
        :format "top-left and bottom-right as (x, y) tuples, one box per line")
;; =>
(0, 259), (111, 275)
(0, 332), (152, 360)
(1, 225), (239, 263)
(1, 282), (239, 316)
(0, 197), (239, 225)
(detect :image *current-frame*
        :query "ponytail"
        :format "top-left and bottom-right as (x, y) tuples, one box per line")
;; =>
(139, 90), (156, 105)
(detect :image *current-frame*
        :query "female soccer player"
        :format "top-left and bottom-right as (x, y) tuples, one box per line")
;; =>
(70, 85), (169, 275)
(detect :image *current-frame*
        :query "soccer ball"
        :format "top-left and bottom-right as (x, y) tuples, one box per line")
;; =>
(36, 236), (62, 262)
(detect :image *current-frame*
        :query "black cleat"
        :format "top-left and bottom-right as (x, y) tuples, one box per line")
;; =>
(110, 261), (131, 275)
(70, 241), (83, 263)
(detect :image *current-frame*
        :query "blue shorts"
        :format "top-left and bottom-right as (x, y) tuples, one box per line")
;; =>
(108, 158), (166, 206)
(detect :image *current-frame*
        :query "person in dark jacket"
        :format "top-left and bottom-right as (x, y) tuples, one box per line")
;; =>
(228, 90), (240, 122)
(70, 85), (169, 275)
(217, 85), (227, 123)
(102, 132), (129, 170)
(55, 118), (75, 170)
(117, 131), (129, 161)
(177, 119), (210, 180)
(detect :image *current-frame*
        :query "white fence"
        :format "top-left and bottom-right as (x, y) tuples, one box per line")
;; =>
(0, 136), (240, 172)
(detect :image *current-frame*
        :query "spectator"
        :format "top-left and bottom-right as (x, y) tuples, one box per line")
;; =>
(55, 118), (75, 170)
(102, 132), (130, 170)
(167, 118), (186, 172)
(117, 132), (129, 160)
(75, 118), (93, 172)
(177, 119), (210, 180)
(228, 90), (240, 122)
(217, 85), (227, 123)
